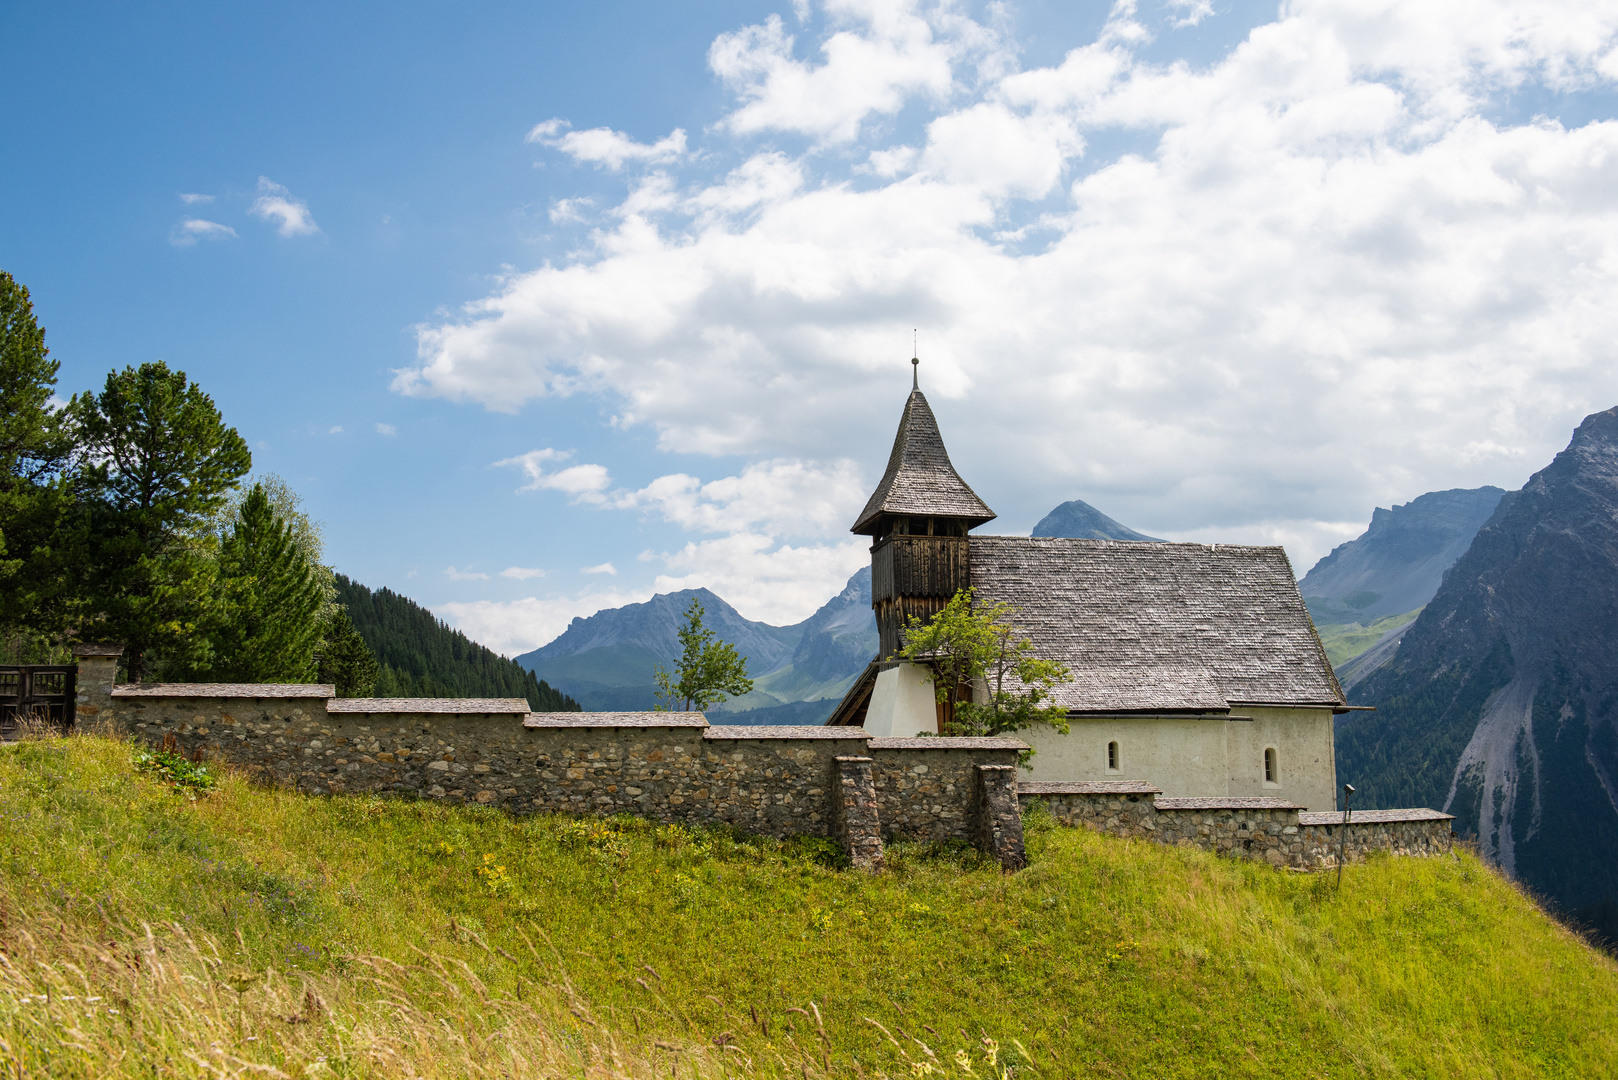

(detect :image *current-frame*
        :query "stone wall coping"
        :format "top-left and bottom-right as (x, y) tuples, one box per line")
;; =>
(1298, 808), (1455, 825)
(111, 683), (335, 699)
(703, 725), (871, 740)
(1020, 780), (1162, 795)
(71, 643), (125, 657)
(1154, 796), (1307, 811)
(523, 711), (708, 728)
(327, 697), (529, 714)
(867, 736), (1029, 751)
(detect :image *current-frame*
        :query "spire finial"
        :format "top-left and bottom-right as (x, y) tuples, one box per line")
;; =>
(911, 329), (919, 390)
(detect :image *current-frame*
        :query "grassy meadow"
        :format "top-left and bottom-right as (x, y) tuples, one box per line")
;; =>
(2, 732), (1615, 1079)
(1315, 611), (1423, 667)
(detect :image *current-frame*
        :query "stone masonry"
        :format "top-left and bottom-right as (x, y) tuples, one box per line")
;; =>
(1022, 781), (1454, 869)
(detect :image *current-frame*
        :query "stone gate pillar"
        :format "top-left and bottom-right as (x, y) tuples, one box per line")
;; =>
(974, 764), (1027, 871)
(832, 755), (885, 871)
(72, 644), (123, 731)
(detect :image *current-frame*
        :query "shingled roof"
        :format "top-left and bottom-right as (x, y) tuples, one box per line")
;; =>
(968, 537), (1343, 712)
(851, 390), (996, 534)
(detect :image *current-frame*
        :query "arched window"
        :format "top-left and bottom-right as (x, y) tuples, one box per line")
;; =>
(1264, 747), (1278, 784)
(1107, 741), (1119, 771)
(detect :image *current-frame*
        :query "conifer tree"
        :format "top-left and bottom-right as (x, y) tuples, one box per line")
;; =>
(205, 483), (326, 682)
(0, 271), (80, 643)
(71, 361), (251, 681)
(318, 607), (382, 697)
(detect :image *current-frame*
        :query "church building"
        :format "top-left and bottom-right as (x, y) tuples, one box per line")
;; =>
(826, 367), (1346, 813)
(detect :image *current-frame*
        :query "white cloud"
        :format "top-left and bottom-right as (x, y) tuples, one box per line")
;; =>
(169, 219), (237, 246)
(496, 448), (613, 499)
(445, 565), (490, 581)
(328, 425), (343, 434)
(250, 177), (320, 237)
(437, 588), (654, 657)
(407, 0), (1618, 586)
(375, 423), (396, 436)
(179, 192), (215, 204)
(529, 117), (688, 170)
(582, 562), (617, 575)
(1165, 0), (1214, 30)
(549, 197), (594, 223)
(500, 566), (546, 580)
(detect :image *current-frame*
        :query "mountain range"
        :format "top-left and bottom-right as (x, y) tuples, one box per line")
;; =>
(515, 498), (1157, 720)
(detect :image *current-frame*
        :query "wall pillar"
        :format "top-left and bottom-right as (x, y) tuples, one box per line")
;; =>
(832, 755), (885, 871)
(974, 764), (1027, 871)
(71, 644), (123, 732)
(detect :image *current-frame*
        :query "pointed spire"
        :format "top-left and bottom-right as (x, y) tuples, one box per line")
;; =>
(850, 371), (996, 536)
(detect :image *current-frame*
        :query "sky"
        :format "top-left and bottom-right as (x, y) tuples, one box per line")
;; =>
(7, 0), (1618, 657)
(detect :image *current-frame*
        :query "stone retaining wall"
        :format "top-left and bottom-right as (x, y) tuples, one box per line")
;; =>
(1022, 782), (1453, 869)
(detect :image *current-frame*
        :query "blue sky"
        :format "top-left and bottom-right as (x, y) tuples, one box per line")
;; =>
(7, 1), (1618, 655)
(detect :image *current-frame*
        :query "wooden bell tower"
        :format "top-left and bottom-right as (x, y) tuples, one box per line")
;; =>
(851, 359), (996, 661)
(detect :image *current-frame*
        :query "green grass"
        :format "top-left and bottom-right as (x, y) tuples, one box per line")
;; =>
(3, 733), (1616, 1078)
(1317, 609), (1423, 666)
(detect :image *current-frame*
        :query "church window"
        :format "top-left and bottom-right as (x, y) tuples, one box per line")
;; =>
(1107, 741), (1119, 771)
(1264, 747), (1279, 784)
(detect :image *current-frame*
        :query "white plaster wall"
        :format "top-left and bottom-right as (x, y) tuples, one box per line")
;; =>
(1020, 707), (1337, 810)
(1021, 717), (1230, 797)
(863, 663), (938, 738)
(1224, 707), (1337, 811)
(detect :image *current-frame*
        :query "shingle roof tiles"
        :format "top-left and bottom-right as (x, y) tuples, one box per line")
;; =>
(851, 390), (996, 534)
(968, 536), (1343, 712)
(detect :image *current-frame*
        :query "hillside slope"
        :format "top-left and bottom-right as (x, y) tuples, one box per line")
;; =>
(1339, 406), (1618, 926)
(7, 734), (1617, 1078)
(334, 574), (578, 711)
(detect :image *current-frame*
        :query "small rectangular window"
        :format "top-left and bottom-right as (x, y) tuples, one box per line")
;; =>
(1264, 747), (1278, 784)
(1107, 741), (1119, 771)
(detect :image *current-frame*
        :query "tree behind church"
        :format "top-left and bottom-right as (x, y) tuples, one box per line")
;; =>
(70, 361), (251, 681)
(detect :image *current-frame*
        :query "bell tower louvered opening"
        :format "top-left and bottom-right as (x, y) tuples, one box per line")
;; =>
(853, 384), (995, 660)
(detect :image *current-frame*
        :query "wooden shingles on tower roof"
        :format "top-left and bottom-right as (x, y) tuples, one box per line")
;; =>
(967, 536), (1345, 713)
(851, 390), (996, 534)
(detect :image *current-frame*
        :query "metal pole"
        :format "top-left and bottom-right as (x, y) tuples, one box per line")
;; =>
(1337, 783), (1355, 887)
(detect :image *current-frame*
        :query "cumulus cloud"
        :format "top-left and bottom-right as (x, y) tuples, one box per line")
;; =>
(437, 588), (653, 657)
(375, 423), (396, 436)
(169, 219), (237, 246)
(328, 425), (343, 434)
(179, 192), (215, 204)
(500, 566), (546, 579)
(250, 177), (320, 237)
(445, 565), (490, 581)
(529, 118), (687, 170)
(414, 0), (1618, 647)
(496, 448), (613, 499)
(582, 562), (617, 575)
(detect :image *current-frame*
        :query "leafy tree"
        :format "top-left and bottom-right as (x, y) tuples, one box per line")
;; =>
(71, 361), (251, 681)
(317, 607), (382, 697)
(0, 271), (81, 641)
(653, 598), (753, 711)
(202, 483), (326, 682)
(899, 588), (1071, 758)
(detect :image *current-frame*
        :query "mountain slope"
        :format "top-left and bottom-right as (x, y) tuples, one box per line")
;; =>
(1031, 499), (1163, 541)
(1301, 486), (1505, 623)
(1339, 407), (1618, 922)
(516, 569), (878, 716)
(333, 574), (579, 711)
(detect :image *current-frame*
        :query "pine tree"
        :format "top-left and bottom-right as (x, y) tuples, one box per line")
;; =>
(71, 361), (251, 681)
(318, 608), (382, 697)
(0, 271), (81, 642)
(203, 484), (326, 682)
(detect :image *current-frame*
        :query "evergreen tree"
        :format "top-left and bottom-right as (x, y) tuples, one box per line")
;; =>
(653, 598), (752, 711)
(0, 271), (81, 641)
(71, 361), (251, 681)
(203, 484), (325, 682)
(318, 607), (382, 697)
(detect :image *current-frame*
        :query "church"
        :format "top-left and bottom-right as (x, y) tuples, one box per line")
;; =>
(825, 366), (1346, 813)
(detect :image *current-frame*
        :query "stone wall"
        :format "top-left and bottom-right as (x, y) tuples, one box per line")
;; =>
(1022, 782), (1454, 869)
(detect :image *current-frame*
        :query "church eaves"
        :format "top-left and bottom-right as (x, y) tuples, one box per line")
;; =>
(850, 389), (996, 535)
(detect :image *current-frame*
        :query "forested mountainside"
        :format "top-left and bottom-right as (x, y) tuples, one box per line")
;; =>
(334, 574), (578, 711)
(1031, 499), (1163, 541)
(1338, 406), (1618, 935)
(517, 569), (878, 718)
